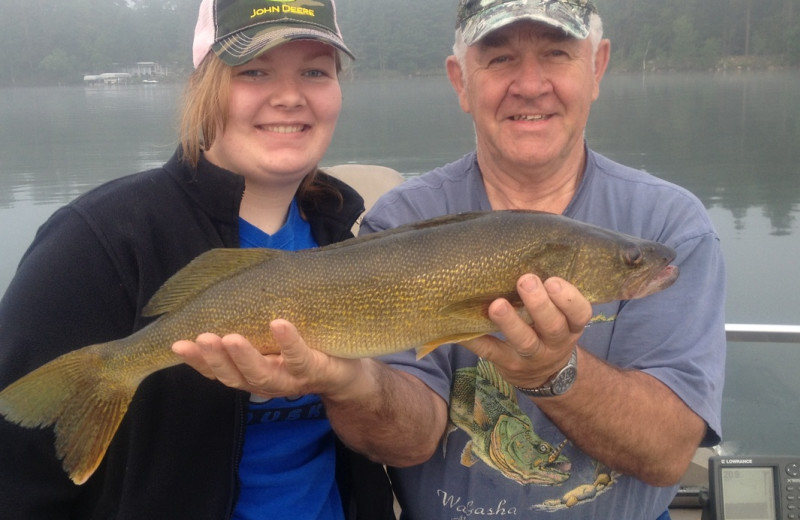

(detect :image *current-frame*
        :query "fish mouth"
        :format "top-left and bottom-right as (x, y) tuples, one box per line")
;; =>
(549, 460), (572, 474)
(621, 264), (680, 300)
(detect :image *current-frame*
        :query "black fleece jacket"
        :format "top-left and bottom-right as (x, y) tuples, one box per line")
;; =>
(0, 149), (394, 519)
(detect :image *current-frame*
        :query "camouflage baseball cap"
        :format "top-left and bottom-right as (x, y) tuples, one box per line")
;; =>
(193, 0), (354, 68)
(456, 0), (598, 46)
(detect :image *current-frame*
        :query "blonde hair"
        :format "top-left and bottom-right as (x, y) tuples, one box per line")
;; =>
(179, 54), (231, 168)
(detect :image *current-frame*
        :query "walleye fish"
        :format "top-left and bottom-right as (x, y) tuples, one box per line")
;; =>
(0, 210), (679, 485)
(448, 359), (572, 485)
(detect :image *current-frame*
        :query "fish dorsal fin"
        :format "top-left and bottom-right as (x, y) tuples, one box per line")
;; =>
(476, 359), (518, 403)
(439, 292), (523, 321)
(313, 211), (494, 253)
(142, 248), (284, 316)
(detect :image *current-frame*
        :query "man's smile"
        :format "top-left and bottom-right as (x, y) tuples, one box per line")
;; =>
(510, 114), (549, 121)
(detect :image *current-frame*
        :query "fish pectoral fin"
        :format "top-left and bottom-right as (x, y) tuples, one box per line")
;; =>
(520, 241), (579, 283)
(460, 442), (478, 467)
(415, 332), (487, 359)
(143, 248), (284, 316)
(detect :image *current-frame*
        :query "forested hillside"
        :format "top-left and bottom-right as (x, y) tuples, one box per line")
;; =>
(1, 0), (797, 86)
(601, 0), (800, 70)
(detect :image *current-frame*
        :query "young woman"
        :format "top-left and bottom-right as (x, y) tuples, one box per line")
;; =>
(0, 0), (393, 518)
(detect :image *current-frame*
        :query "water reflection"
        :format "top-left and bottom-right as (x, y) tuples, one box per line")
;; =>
(0, 84), (180, 208)
(587, 71), (800, 236)
(329, 77), (475, 174)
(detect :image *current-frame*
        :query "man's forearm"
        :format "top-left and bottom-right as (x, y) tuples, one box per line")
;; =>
(323, 359), (448, 467)
(535, 349), (707, 486)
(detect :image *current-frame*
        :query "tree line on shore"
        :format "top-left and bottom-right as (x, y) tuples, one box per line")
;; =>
(0, 0), (797, 86)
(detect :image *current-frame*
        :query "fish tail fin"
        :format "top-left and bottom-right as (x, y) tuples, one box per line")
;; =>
(0, 343), (135, 485)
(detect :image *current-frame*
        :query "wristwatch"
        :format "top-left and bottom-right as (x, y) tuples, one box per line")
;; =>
(515, 348), (578, 397)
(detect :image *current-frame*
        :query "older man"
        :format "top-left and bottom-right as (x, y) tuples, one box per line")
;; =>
(357, 0), (726, 518)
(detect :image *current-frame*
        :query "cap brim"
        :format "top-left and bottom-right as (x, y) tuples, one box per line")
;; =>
(461, 1), (591, 46)
(212, 25), (355, 66)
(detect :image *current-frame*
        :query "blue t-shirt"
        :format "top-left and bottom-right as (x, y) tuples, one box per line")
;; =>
(238, 198), (318, 251)
(234, 199), (343, 520)
(361, 149), (726, 519)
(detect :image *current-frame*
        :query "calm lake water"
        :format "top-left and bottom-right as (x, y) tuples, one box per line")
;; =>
(1, 72), (798, 456)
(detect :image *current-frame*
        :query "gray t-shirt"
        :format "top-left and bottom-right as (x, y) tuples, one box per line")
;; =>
(361, 149), (726, 519)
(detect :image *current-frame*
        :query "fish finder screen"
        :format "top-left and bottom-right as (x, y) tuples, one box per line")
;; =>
(721, 467), (776, 520)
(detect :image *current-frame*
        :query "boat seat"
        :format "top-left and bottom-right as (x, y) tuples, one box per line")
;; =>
(323, 164), (405, 234)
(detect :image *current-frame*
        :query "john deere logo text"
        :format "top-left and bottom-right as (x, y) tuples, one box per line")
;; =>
(252, 0), (315, 18)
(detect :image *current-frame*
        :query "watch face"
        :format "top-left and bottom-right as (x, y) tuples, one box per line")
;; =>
(552, 366), (577, 395)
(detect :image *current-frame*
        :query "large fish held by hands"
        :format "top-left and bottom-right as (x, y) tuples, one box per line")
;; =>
(0, 210), (679, 485)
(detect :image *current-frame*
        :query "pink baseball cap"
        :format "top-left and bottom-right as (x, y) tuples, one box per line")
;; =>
(192, 0), (354, 68)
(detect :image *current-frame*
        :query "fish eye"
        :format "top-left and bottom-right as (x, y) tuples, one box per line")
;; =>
(623, 245), (643, 267)
(536, 443), (550, 454)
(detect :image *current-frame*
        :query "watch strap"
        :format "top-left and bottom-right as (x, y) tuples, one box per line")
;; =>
(514, 348), (578, 397)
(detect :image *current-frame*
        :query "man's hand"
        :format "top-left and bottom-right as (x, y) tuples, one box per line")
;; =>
(463, 274), (706, 486)
(462, 273), (592, 390)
